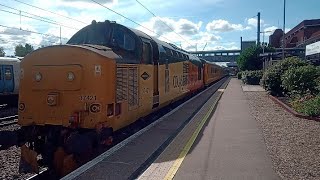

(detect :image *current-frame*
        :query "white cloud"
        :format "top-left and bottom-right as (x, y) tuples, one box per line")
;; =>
(247, 18), (264, 27)
(285, 28), (291, 33)
(206, 19), (251, 32)
(263, 26), (291, 36)
(263, 26), (278, 35)
(137, 17), (202, 37)
(136, 17), (226, 51)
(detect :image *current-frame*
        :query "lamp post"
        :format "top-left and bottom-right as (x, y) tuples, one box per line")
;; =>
(282, 0), (286, 59)
(260, 30), (272, 54)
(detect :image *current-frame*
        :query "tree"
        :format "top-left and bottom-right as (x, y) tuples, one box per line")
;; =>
(237, 45), (275, 71)
(0, 47), (5, 57)
(15, 43), (34, 57)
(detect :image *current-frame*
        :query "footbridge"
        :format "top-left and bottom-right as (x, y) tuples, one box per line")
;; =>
(189, 49), (241, 62)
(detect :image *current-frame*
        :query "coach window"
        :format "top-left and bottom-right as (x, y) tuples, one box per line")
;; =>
(0, 68), (2, 80)
(5, 68), (12, 80)
(198, 66), (202, 80)
(173, 51), (179, 58)
(143, 42), (152, 64)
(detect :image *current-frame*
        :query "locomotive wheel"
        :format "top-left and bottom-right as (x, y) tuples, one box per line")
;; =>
(102, 136), (113, 146)
(53, 147), (67, 175)
(62, 154), (78, 176)
(98, 128), (113, 146)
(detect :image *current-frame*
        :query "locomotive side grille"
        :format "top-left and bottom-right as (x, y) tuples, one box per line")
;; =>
(128, 67), (138, 110)
(116, 67), (128, 102)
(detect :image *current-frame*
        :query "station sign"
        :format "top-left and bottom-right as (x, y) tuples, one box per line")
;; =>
(306, 41), (320, 56)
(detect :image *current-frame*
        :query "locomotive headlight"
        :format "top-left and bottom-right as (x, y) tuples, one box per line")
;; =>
(67, 72), (75, 81)
(35, 72), (42, 82)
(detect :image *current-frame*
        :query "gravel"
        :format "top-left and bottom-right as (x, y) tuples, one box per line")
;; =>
(0, 124), (34, 180)
(245, 92), (320, 180)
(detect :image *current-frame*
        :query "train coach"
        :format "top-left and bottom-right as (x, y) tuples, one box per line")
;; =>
(201, 59), (225, 86)
(11, 20), (226, 175)
(0, 57), (20, 106)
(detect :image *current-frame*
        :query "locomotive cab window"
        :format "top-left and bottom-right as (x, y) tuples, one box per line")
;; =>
(67, 21), (111, 45)
(112, 27), (135, 51)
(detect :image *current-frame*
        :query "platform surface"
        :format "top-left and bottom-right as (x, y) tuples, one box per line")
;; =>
(242, 84), (265, 92)
(139, 79), (279, 180)
(174, 79), (278, 180)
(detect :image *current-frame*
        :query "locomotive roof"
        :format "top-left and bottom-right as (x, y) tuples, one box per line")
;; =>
(67, 20), (203, 66)
(125, 24), (202, 66)
(0, 57), (20, 62)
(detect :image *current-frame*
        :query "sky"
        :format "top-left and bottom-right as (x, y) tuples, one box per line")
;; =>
(0, 0), (319, 56)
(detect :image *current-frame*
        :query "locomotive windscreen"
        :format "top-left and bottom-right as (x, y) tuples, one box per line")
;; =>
(67, 21), (111, 46)
(67, 21), (136, 53)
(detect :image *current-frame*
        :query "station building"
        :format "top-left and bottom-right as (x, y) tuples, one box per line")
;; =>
(262, 19), (320, 70)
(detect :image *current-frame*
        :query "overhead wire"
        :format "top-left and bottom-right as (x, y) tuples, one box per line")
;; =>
(135, 0), (192, 47)
(11, 0), (87, 24)
(0, 24), (68, 41)
(0, 8), (79, 30)
(89, 0), (178, 45)
(0, 38), (58, 46)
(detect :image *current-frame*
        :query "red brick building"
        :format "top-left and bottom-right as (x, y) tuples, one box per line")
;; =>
(269, 29), (283, 48)
(269, 19), (320, 48)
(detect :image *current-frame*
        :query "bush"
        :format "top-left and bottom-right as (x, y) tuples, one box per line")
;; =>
(261, 57), (308, 96)
(237, 45), (275, 71)
(291, 95), (320, 117)
(241, 70), (263, 85)
(282, 65), (320, 97)
(237, 72), (242, 79)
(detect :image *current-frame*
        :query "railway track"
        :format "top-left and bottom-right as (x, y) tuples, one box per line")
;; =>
(0, 115), (18, 127)
(0, 104), (7, 109)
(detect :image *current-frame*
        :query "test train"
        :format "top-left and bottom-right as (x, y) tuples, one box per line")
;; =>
(2, 20), (227, 176)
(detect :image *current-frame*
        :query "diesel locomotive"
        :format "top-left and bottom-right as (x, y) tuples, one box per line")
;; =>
(2, 20), (226, 176)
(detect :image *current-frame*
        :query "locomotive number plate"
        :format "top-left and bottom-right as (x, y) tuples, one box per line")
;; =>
(80, 95), (97, 101)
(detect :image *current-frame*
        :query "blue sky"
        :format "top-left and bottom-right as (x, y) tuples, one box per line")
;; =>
(0, 0), (319, 55)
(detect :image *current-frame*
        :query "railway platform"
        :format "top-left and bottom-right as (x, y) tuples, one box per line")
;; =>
(139, 79), (279, 180)
(62, 78), (279, 180)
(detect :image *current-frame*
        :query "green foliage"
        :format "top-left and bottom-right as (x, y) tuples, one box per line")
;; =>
(241, 70), (263, 85)
(237, 71), (242, 79)
(236, 45), (275, 71)
(0, 47), (5, 57)
(316, 75), (320, 93)
(261, 57), (308, 96)
(15, 43), (34, 57)
(282, 65), (320, 97)
(291, 95), (320, 117)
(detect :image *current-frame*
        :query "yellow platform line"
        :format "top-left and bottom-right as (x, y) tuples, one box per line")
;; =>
(163, 90), (225, 180)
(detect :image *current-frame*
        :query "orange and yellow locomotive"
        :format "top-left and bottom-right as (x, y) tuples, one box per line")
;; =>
(14, 20), (226, 175)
